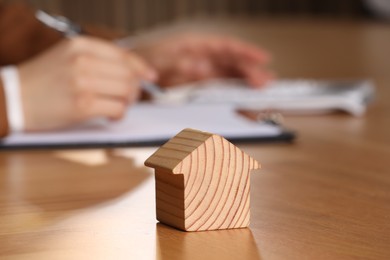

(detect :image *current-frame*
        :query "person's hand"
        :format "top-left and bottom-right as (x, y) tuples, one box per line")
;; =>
(18, 36), (157, 131)
(133, 33), (273, 87)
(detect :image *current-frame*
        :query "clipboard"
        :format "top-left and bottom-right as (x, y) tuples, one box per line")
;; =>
(0, 103), (295, 149)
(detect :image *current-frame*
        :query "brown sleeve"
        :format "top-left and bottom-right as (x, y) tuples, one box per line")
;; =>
(0, 3), (127, 66)
(0, 2), (63, 66)
(0, 79), (9, 137)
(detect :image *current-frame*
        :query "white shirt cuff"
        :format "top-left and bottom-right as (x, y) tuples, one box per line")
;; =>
(0, 66), (25, 133)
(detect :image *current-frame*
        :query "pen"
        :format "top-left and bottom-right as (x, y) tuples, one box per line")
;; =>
(36, 10), (164, 99)
(140, 80), (164, 99)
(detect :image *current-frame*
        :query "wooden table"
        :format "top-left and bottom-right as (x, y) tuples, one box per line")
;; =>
(1, 18), (390, 259)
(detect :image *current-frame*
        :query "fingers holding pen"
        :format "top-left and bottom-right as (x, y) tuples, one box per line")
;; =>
(62, 36), (156, 123)
(18, 36), (148, 131)
(72, 75), (141, 104)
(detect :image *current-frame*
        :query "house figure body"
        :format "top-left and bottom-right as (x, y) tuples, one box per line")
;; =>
(145, 128), (260, 232)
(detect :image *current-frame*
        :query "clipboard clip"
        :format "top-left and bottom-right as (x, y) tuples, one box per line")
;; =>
(236, 109), (285, 125)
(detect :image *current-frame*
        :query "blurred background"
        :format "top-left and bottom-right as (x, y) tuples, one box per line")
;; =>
(13, 0), (386, 33)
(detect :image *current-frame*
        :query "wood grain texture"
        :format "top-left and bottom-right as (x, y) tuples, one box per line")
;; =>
(145, 128), (260, 231)
(1, 19), (390, 259)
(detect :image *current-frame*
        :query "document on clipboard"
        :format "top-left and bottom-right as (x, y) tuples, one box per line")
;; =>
(0, 103), (293, 149)
(0, 78), (375, 149)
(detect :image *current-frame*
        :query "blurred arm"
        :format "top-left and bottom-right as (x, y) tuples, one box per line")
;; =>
(0, 2), (129, 137)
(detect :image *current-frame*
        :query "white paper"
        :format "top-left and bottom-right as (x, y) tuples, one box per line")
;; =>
(2, 103), (283, 147)
(155, 79), (375, 116)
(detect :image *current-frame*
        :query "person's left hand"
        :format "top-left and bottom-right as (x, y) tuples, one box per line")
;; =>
(133, 33), (274, 88)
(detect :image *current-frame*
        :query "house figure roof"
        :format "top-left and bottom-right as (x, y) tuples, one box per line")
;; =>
(145, 128), (260, 174)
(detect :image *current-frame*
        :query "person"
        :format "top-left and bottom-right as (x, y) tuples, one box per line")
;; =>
(0, 2), (273, 137)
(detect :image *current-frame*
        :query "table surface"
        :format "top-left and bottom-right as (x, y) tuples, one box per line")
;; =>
(1, 18), (390, 260)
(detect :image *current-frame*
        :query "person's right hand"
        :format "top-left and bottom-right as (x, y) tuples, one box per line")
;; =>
(18, 36), (157, 132)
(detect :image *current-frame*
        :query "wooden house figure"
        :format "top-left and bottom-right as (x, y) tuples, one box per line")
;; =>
(145, 128), (261, 232)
